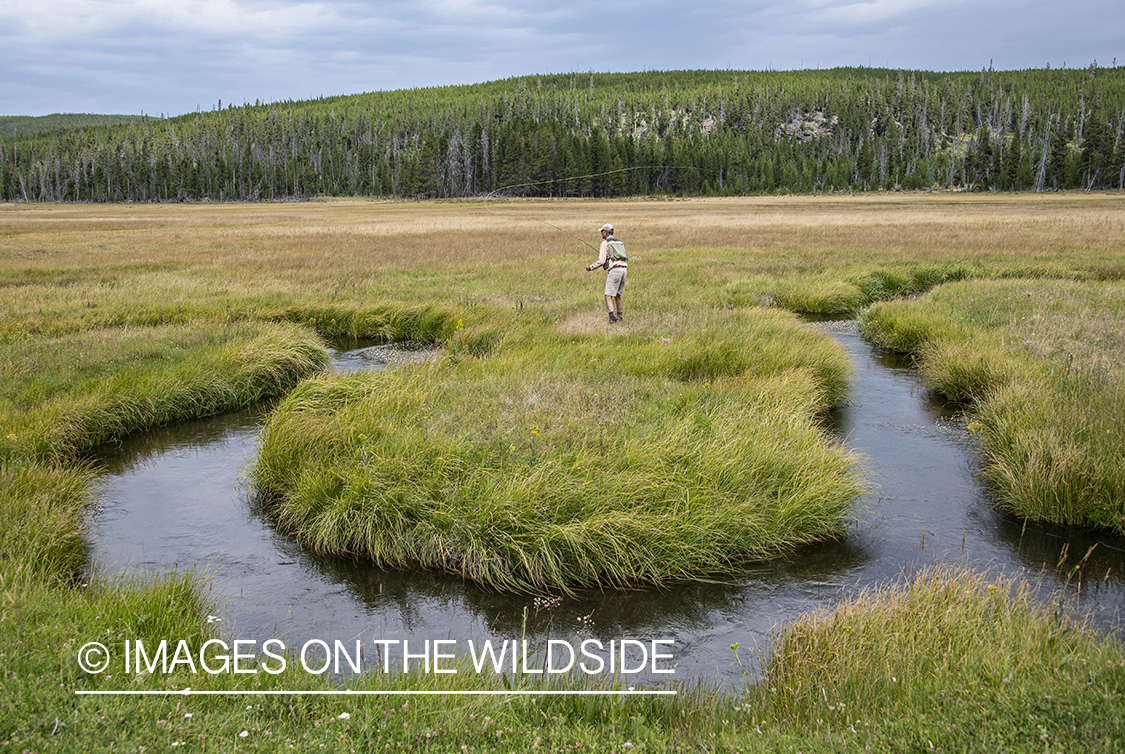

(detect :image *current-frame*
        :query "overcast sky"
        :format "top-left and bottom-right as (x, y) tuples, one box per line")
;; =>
(2, 0), (1122, 117)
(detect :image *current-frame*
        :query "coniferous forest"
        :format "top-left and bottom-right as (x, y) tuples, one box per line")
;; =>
(3, 65), (1124, 202)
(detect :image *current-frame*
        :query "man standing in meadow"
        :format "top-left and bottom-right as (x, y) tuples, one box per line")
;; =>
(585, 223), (628, 324)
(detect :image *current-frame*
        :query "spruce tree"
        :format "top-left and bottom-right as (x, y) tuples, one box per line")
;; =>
(1079, 113), (1111, 188)
(1002, 135), (1022, 189)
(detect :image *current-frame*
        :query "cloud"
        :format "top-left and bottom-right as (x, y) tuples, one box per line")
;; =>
(2, 0), (355, 40)
(2, 0), (1121, 116)
(796, 0), (963, 26)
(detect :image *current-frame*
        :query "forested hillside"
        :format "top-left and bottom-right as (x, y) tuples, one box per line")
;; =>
(3, 65), (1123, 202)
(1, 113), (143, 139)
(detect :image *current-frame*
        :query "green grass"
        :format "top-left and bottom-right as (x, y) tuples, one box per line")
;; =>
(0, 320), (331, 596)
(4, 562), (1120, 752)
(751, 566), (1125, 751)
(0, 319), (339, 749)
(771, 263), (974, 315)
(0, 322), (329, 463)
(860, 279), (1125, 532)
(253, 310), (862, 592)
(0, 461), (92, 587)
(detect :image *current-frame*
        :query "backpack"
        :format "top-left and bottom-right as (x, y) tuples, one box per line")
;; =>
(606, 236), (628, 262)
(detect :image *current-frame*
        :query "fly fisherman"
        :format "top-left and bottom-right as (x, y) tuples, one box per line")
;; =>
(585, 223), (628, 324)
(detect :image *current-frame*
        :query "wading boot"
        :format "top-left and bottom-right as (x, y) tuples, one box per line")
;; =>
(616, 310), (623, 322)
(608, 312), (617, 324)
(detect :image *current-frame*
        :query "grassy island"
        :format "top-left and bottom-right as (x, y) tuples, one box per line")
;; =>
(252, 307), (860, 591)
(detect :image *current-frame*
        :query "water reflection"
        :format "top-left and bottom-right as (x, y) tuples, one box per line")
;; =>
(87, 330), (1125, 689)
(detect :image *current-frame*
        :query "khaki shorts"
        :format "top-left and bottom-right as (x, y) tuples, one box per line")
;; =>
(605, 266), (627, 297)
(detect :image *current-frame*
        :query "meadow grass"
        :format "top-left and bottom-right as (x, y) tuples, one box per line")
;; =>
(0, 319), (328, 594)
(4, 194), (1123, 341)
(751, 565), (1125, 751)
(2, 194), (1125, 749)
(861, 278), (1125, 532)
(0, 460), (92, 587)
(5, 564), (1120, 752)
(0, 318), (330, 745)
(1, 321), (329, 463)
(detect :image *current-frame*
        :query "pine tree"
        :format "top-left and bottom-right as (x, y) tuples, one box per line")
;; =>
(1079, 113), (1112, 188)
(1002, 134), (1021, 189)
(1047, 124), (1071, 188)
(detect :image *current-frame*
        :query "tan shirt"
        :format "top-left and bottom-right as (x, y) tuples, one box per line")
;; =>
(589, 238), (627, 272)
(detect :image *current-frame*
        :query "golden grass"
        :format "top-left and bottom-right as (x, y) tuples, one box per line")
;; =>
(4, 193), (1123, 345)
(4, 194), (1123, 275)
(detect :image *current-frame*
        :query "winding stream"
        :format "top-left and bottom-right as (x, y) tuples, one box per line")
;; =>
(88, 326), (1125, 688)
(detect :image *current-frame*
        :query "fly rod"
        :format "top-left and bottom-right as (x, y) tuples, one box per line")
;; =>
(537, 220), (599, 252)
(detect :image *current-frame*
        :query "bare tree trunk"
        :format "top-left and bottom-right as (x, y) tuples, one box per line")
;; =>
(1034, 114), (1052, 191)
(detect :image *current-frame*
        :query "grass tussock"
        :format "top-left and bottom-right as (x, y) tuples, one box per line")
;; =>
(254, 312), (862, 592)
(753, 566), (1125, 749)
(978, 376), (1125, 531)
(860, 278), (1125, 532)
(271, 301), (460, 341)
(773, 263), (973, 315)
(1, 321), (328, 463)
(0, 461), (92, 587)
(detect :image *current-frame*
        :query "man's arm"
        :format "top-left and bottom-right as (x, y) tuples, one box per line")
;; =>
(585, 240), (609, 271)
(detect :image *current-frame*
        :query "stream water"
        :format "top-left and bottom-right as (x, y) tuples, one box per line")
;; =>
(88, 326), (1125, 688)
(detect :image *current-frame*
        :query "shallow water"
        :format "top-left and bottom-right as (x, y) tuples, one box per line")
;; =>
(88, 328), (1125, 688)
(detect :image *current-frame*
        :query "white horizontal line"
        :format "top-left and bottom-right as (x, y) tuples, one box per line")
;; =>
(76, 689), (677, 696)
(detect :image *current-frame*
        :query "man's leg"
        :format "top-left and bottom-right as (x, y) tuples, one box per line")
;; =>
(614, 294), (623, 321)
(604, 295), (617, 323)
